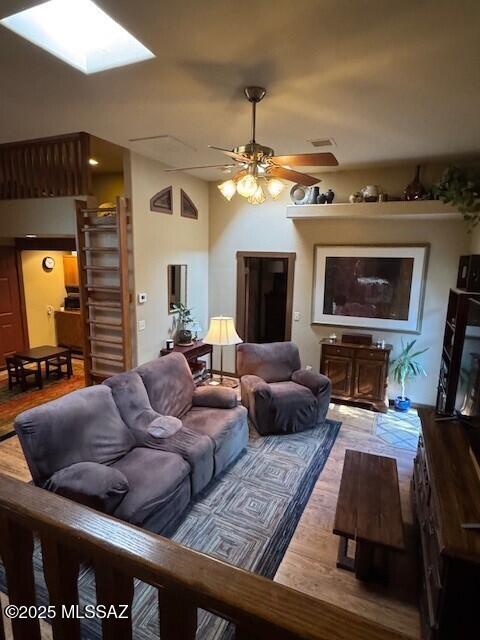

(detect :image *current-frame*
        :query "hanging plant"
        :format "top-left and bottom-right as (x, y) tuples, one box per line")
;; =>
(434, 166), (480, 231)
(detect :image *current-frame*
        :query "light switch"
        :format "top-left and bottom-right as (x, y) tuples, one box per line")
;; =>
(137, 319), (146, 331)
(137, 292), (147, 304)
(294, 311), (300, 321)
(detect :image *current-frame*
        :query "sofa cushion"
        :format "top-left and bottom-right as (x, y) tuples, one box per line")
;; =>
(111, 448), (191, 531)
(236, 342), (301, 383)
(104, 370), (182, 443)
(44, 461), (129, 514)
(104, 371), (164, 430)
(192, 386), (237, 409)
(181, 405), (248, 475)
(143, 427), (214, 495)
(14, 386), (135, 485)
(136, 353), (195, 418)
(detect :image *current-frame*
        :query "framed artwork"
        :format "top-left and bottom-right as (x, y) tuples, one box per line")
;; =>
(312, 244), (429, 333)
(150, 186), (172, 214)
(181, 189), (198, 219)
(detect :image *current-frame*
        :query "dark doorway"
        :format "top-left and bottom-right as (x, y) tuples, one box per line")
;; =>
(236, 252), (295, 343)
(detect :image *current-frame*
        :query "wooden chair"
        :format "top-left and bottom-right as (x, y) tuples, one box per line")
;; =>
(45, 353), (72, 380)
(6, 356), (41, 391)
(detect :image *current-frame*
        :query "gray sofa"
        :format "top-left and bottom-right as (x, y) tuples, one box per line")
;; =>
(14, 353), (248, 534)
(237, 341), (331, 435)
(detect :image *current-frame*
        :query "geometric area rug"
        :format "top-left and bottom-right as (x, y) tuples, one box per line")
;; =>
(0, 418), (341, 640)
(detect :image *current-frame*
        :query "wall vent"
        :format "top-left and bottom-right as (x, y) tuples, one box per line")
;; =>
(309, 138), (336, 148)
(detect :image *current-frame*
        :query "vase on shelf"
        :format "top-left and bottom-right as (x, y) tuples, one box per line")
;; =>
(404, 165), (426, 201)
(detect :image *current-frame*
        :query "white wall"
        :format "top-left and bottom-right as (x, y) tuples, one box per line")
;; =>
(21, 250), (68, 347)
(209, 165), (470, 405)
(129, 153), (209, 365)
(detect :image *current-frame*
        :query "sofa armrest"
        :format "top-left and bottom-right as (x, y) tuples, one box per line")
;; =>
(43, 461), (129, 514)
(131, 415), (183, 448)
(292, 368), (330, 396)
(192, 386), (237, 409)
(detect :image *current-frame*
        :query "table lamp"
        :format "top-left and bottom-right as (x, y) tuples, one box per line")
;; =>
(203, 316), (242, 387)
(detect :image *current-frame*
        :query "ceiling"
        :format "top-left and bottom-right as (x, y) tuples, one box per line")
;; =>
(1, 0), (479, 181)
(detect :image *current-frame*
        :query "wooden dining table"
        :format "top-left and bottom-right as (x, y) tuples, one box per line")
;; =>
(14, 345), (73, 389)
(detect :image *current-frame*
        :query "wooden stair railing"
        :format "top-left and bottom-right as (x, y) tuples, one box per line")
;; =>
(0, 474), (411, 640)
(0, 132), (91, 199)
(76, 197), (132, 385)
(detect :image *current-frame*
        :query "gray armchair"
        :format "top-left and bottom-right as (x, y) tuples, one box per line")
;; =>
(237, 342), (331, 435)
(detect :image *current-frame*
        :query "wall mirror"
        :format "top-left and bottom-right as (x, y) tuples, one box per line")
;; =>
(168, 264), (187, 313)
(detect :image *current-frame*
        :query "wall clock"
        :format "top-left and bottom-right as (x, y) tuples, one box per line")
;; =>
(42, 256), (55, 271)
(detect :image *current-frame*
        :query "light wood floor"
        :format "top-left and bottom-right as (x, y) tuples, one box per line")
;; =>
(275, 403), (420, 639)
(0, 402), (420, 639)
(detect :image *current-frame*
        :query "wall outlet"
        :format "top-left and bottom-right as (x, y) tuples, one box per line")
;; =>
(137, 292), (147, 304)
(137, 319), (146, 331)
(294, 311), (300, 321)
(305, 365), (313, 371)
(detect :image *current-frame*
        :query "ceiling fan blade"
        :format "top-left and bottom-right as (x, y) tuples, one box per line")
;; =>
(208, 145), (251, 163)
(267, 166), (320, 186)
(269, 152), (338, 167)
(164, 163), (237, 172)
(231, 169), (247, 183)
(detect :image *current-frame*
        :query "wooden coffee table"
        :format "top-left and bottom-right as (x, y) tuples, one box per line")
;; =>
(333, 449), (405, 581)
(14, 345), (73, 390)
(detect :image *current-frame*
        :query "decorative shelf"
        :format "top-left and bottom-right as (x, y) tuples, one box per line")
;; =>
(286, 200), (461, 221)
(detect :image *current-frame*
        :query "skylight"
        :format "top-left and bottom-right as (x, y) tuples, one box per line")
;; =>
(1, 0), (155, 74)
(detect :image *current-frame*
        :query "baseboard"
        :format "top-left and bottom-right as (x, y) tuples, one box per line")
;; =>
(387, 399), (435, 411)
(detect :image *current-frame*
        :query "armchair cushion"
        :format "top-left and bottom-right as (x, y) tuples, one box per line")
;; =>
(192, 386), (237, 409)
(291, 368), (329, 396)
(236, 342), (301, 383)
(43, 461), (129, 514)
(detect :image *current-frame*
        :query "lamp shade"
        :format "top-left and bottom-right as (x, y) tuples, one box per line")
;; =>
(203, 316), (242, 346)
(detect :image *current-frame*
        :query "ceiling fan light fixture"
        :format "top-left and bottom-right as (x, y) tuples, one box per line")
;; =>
(218, 179), (237, 201)
(236, 174), (258, 198)
(248, 183), (266, 205)
(266, 178), (285, 200)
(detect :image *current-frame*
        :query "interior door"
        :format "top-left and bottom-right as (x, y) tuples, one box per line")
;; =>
(0, 248), (27, 367)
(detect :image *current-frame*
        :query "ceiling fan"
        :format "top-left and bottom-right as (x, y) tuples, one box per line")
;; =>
(165, 86), (338, 204)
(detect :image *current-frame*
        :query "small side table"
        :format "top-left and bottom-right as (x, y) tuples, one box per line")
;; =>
(160, 340), (212, 384)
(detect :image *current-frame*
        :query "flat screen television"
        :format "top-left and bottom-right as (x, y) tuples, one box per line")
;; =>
(455, 297), (480, 417)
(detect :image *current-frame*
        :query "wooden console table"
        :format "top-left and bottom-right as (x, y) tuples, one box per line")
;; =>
(333, 449), (405, 581)
(414, 409), (480, 638)
(320, 339), (392, 412)
(160, 340), (212, 382)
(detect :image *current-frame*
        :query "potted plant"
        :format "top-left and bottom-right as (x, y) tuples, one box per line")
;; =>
(434, 166), (480, 231)
(172, 303), (195, 345)
(390, 339), (428, 412)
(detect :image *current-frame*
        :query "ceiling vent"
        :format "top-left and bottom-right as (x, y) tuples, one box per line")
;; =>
(309, 138), (336, 148)
(128, 135), (197, 167)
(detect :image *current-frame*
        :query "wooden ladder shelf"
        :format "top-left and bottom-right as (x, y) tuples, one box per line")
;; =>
(76, 197), (132, 385)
